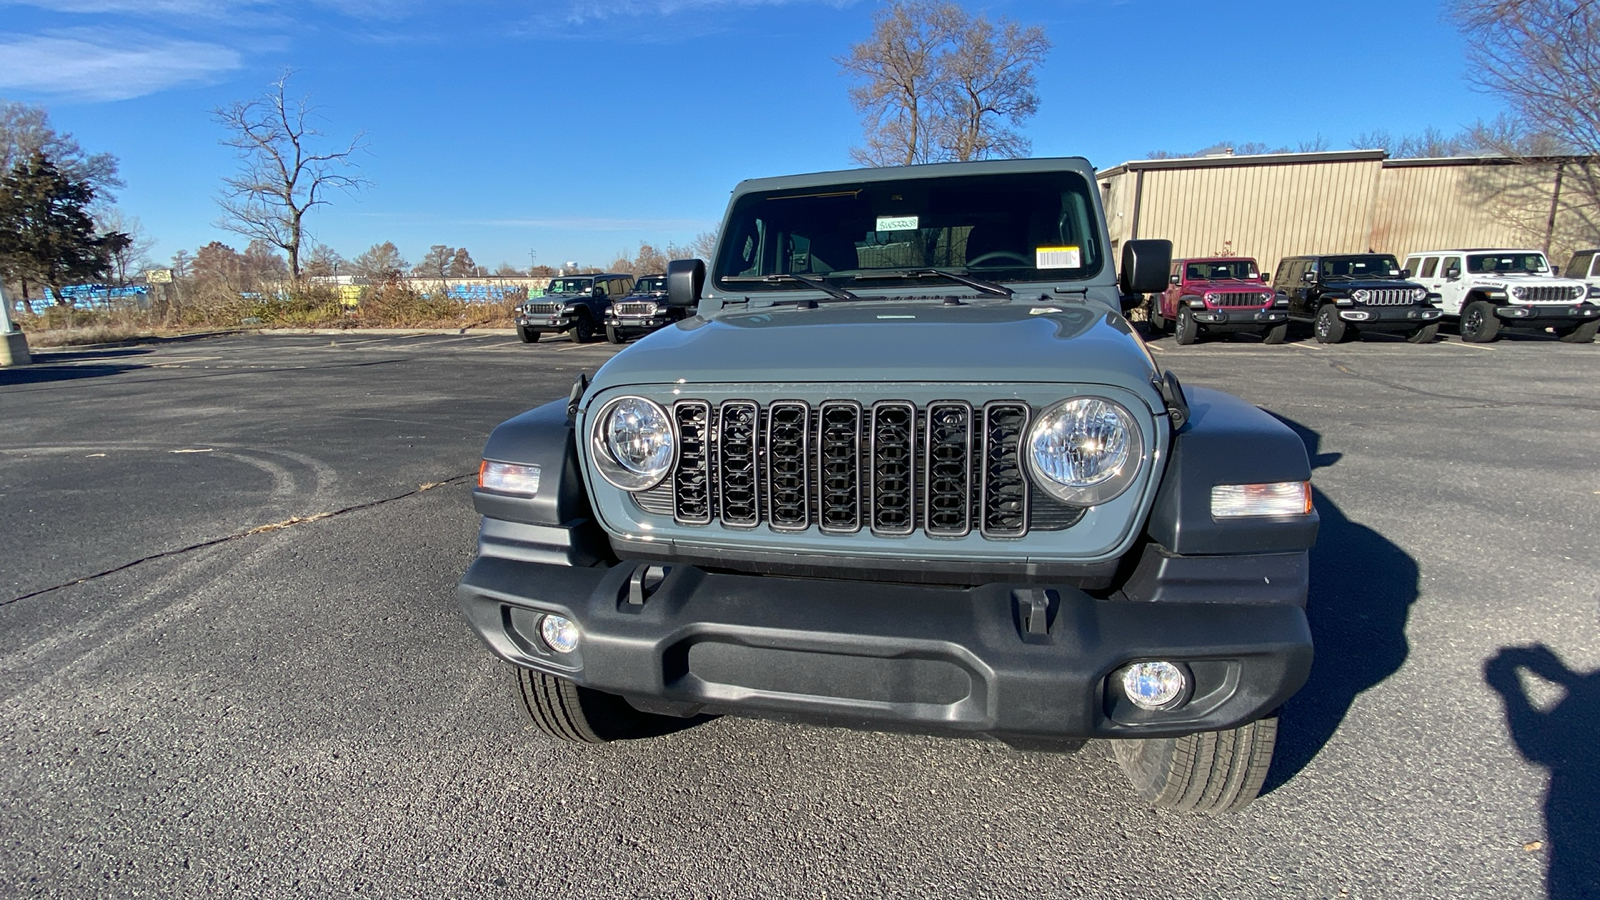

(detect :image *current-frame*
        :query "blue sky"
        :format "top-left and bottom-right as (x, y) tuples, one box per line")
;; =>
(0, 0), (1504, 271)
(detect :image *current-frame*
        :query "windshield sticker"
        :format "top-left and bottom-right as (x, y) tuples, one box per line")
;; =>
(1036, 246), (1081, 269)
(875, 215), (919, 232)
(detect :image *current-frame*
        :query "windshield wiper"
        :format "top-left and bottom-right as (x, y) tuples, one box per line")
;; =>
(722, 273), (859, 301)
(851, 268), (1013, 298)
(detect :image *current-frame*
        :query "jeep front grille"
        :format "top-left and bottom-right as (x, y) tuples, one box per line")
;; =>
(1212, 292), (1269, 307)
(524, 301), (560, 314)
(1514, 285), (1585, 303)
(657, 398), (1047, 539)
(1360, 289), (1415, 306)
(612, 301), (658, 316)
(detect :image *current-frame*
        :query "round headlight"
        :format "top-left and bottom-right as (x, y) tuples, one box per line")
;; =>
(591, 396), (674, 491)
(1352, 289), (1370, 302)
(1411, 287), (1428, 301)
(1511, 285), (1526, 300)
(1026, 397), (1144, 507)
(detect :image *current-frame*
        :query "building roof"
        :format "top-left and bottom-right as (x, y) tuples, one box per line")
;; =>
(1097, 150), (1386, 178)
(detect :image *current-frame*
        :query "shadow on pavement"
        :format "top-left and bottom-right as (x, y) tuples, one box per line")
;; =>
(1261, 415), (1420, 796)
(30, 346), (153, 362)
(0, 363), (139, 386)
(1484, 645), (1600, 898)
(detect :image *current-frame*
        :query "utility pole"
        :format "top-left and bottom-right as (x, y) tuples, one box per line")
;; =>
(0, 279), (33, 366)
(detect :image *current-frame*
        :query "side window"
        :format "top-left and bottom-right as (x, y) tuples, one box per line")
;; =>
(618, 277), (634, 295)
(1590, 254), (1600, 278)
(1420, 257), (1439, 278)
(1274, 260), (1290, 284)
(1443, 255), (1462, 277)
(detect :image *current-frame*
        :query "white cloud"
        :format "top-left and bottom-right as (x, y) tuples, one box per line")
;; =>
(0, 31), (243, 100)
(538, 0), (858, 27)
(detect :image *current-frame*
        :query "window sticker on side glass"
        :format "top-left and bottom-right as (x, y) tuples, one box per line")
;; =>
(1036, 246), (1081, 269)
(875, 215), (919, 232)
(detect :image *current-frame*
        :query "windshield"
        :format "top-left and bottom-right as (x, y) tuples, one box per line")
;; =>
(1322, 255), (1402, 279)
(634, 276), (666, 292)
(1468, 253), (1550, 275)
(545, 278), (593, 294)
(1185, 260), (1258, 281)
(712, 170), (1103, 291)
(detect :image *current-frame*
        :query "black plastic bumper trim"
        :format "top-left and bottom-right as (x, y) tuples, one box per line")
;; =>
(457, 554), (1313, 741)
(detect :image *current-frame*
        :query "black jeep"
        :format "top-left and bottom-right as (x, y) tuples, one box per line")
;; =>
(602, 274), (689, 344)
(517, 273), (635, 344)
(1273, 254), (1442, 344)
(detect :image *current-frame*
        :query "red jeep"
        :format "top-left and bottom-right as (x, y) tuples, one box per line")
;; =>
(1146, 257), (1289, 345)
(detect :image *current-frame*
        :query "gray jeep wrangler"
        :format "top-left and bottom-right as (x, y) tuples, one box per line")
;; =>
(458, 158), (1317, 813)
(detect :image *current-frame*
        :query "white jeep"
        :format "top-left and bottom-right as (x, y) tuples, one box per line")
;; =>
(1403, 248), (1599, 343)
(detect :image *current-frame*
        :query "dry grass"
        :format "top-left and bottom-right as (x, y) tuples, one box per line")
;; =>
(14, 281), (518, 346)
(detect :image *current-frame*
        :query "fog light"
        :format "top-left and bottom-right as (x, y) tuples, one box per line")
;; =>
(539, 614), (579, 654)
(1122, 661), (1188, 710)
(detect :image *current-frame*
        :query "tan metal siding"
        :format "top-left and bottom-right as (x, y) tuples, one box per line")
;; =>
(1372, 164), (1544, 258)
(1132, 160), (1382, 274)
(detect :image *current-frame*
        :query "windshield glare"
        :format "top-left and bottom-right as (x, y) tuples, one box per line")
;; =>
(712, 171), (1103, 291)
(1185, 260), (1258, 280)
(546, 278), (593, 294)
(1322, 255), (1402, 278)
(1468, 253), (1550, 274)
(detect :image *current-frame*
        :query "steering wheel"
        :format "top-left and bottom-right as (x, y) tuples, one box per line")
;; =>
(966, 251), (1032, 267)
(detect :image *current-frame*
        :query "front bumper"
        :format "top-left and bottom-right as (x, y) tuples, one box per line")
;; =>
(1190, 307), (1286, 328)
(1493, 302), (1600, 323)
(602, 316), (668, 331)
(515, 313), (573, 330)
(1337, 306), (1442, 327)
(457, 553), (1313, 741)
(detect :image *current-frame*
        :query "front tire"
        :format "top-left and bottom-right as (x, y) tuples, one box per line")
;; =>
(517, 325), (538, 344)
(1460, 300), (1501, 343)
(513, 667), (685, 744)
(1557, 319), (1600, 343)
(605, 324), (624, 344)
(571, 314), (596, 344)
(1262, 322), (1289, 344)
(1314, 304), (1349, 343)
(1407, 322), (1441, 343)
(1146, 297), (1167, 335)
(1174, 307), (1200, 345)
(1112, 717), (1279, 814)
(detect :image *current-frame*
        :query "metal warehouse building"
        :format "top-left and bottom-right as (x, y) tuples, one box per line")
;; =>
(1097, 150), (1597, 273)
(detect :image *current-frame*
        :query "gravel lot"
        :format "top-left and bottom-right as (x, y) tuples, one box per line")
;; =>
(2, 329), (1596, 899)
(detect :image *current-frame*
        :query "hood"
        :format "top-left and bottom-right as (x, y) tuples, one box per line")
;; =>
(1324, 278), (1426, 291)
(1188, 279), (1273, 291)
(588, 300), (1159, 390)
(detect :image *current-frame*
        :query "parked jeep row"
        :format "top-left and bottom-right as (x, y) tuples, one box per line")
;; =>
(1144, 246), (1599, 345)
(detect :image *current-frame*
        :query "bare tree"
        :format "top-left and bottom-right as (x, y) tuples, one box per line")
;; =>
(839, 1), (1049, 167)
(213, 72), (368, 281)
(1452, 0), (1600, 247)
(303, 242), (344, 277)
(1, 99), (122, 202)
(447, 247), (476, 278)
(414, 244), (453, 278)
(350, 241), (407, 282)
(934, 15), (1050, 161)
(689, 228), (719, 261)
(494, 261), (524, 276)
(94, 209), (155, 283)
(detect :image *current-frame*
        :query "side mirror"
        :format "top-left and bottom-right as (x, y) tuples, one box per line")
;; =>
(1303, 271), (1317, 283)
(1551, 265), (1561, 277)
(1168, 274), (1180, 285)
(1119, 239), (1173, 296)
(1401, 268), (1412, 278)
(592, 287), (605, 298)
(666, 258), (706, 308)
(1445, 266), (1461, 280)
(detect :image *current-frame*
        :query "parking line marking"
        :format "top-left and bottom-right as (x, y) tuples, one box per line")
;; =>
(1439, 341), (1497, 351)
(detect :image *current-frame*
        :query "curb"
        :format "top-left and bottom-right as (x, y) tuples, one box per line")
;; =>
(259, 327), (518, 336)
(28, 330), (245, 353)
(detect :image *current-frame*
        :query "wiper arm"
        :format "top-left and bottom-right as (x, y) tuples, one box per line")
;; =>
(722, 273), (859, 301)
(852, 268), (1013, 298)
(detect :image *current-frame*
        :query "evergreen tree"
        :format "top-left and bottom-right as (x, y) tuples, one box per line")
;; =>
(0, 150), (124, 304)
(447, 247), (476, 278)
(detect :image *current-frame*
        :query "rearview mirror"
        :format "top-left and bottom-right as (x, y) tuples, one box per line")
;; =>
(666, 258), (706, 308)
(1119, 239), (1173, 296)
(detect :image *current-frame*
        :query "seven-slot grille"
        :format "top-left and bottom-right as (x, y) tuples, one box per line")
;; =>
(523, 301), (561, 314)
(1514, 285), (1585, 302)
(612, 301), (658, 316)
(1358, 289), (1416, 306)
(659, 398), (1036, 538)
(1211, 291), (1270, 307)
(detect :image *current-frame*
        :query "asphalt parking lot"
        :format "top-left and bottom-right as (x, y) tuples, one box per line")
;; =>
(2, 328), (1597, 899)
